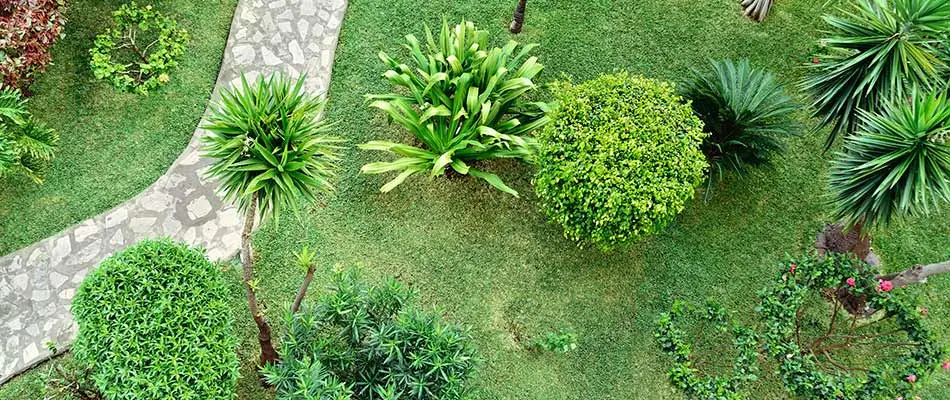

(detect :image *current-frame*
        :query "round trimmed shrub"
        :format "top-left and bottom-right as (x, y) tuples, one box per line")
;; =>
(534, 72), (708, 250)
(72, 239), (238, 400)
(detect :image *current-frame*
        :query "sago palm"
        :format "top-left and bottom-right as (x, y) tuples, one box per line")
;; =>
(681, 59), (800, 184)
(360, 19), (551, 197)
(829, 89), (950, 230)
(201, 72), (341, 366)
(802, 0), (950, 150)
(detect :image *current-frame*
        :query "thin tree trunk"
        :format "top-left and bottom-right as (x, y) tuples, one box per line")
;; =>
(241, 193), (279, 366)
(878, 260), (950, 288)
(509, 0), (527, 34)
(291, 262), (316, 315)
(740, 0), (773, 22)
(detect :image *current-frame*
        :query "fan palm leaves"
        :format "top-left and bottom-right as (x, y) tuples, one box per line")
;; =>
(201, 73), (342, 221)
(830, 89), (950, 228)
(0, 85), (58, 183)
(359, 19), (551, 197)
(681, 59), (800, 181)
(802, 0), (950, 150)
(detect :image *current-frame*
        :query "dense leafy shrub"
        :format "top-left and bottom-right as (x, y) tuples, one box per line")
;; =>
(681, 59), (799, 184)
(534, 72), (708, 250)
(90, 2), (188, 95)
(264, 269), (479, 399)
(0, 0), (66, 90)
(0, 84), (58, 183)
(72, 239), (239, 400)
(360, 19), (551, 196)
(802, 0), (950, 149)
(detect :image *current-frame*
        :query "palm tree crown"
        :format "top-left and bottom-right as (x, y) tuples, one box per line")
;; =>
(202, 73), (342, 220)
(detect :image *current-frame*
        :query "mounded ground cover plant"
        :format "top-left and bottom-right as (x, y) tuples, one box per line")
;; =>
(71, 239), (239, 399)
(534, 72), (708, 250)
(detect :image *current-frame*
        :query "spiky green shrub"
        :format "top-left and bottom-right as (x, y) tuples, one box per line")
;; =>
(802, 0), (950, 149)
(830, 89), (950, 228)
(263, 269), (479, 399)
(0, 84), (57, 183)
(681, 59), (799, 181)
(359, 19), (550, 196)
(72, 239), (239, 400)
(534, 72), (708, 250)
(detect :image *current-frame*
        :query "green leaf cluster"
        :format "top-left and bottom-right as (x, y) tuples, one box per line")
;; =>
(534, 72), (708, 250)
(0, 84), (58, 183)
(89, 2), (189, 95)
(681, 59), (800, 183)
(71, 239), (239, 400)
(360, 19), (551, 196)
(201, 73), (342, 221)
(801, 0), (950, 149)
(263, 269), (479, 400)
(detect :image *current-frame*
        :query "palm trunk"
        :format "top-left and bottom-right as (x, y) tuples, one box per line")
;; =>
(878, 260), (950, 288)
(509, 0), (527, 34)
(241, 193), (279, 366)
(291, 262), (316, 314)
(740, 0), (773, 22)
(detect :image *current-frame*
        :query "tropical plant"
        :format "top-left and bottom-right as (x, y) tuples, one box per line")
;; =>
(202, 72), (342, 366)
(681, 59), (799, 186)
(360, 19), (550, 196)
(0, 84), (58, 183)
(534, 72), (708, 250)
(0, 0), (66, 90)
(263, 269), (479, 400)
(801, 0), (950, 149)
(89, 2), (189, 95)
(830, 89), (950, 230)
(71, 239), (239, 400)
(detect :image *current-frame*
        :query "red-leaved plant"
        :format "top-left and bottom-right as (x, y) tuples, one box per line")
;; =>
(0, 0), (66, 91)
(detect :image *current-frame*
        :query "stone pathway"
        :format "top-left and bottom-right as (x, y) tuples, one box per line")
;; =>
(0, 0), (347, 383)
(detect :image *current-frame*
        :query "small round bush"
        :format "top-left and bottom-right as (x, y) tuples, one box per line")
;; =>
(534, 72), (707, 250)
(72, 239), (238, 400)
(89, 2), (188, 95)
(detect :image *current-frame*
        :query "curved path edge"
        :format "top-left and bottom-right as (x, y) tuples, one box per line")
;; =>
(0, 0), (348, 383)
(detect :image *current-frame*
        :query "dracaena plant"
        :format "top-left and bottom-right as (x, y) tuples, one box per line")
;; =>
(801, 0), (950, 150)
(201, 72), (341, 367)
(359, 18), (551, 197)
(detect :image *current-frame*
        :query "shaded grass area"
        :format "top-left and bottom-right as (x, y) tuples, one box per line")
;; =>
(0, 0), (237, 255)
(3, 0), (950, 399)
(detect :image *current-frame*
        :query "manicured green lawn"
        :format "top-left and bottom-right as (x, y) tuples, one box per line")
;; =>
(0, 0), (237, 255)
(3, 0), (949, 399)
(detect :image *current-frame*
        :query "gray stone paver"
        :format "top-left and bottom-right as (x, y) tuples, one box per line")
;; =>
(0, 0), (348, 383)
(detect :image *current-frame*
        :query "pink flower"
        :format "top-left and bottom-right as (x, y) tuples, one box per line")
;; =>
(906, 374), (916, 383)
(790, 264), (798, 274)
(942, 361), (950, 370)
(846, 277), (856, 287)
(878, 280), (893, 292)
(920, 308), (928, 315)
(812, 57), (821, 64)
(896, 397), (904, 400)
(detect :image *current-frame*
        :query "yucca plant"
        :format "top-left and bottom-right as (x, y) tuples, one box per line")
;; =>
(802, 0), (950, 150)
(0, 84), (58, 183)
(201, 72), (342, 366)
(829, 88), (950, 230)
(681, 59), (800, 187)
(359, 19), (551, 197)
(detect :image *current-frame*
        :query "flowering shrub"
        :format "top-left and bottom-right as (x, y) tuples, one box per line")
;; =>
(654, 301), (760, 399)
(0, 0), (66, 90)
(89, 2), (188, 95)
(534, 72), (707, 250)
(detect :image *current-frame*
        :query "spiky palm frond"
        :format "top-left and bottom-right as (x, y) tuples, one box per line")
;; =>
(0, 85), (58, 183)
(201, 73), (342, 221)
(802, 0), (950, 150)
(681, 59), (800, 180)
(0, 85), (27, 124)
(359, 19), (551, 197)
(830, 89), (950, 228)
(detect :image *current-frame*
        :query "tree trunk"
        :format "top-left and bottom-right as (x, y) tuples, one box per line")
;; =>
(815, 221), (874, 266)
(509, 0), (527, 34)
(291, 262), (316, 315)
(241, 193), (279, 366)
(741, 0), (774, 22)
(878, 260), (950, 288)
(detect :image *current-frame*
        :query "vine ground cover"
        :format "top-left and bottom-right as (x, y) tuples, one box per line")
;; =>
(2, 0), (949, 399)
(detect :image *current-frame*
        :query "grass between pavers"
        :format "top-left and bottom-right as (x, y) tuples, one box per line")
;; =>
(3, 0), (950, 399)
(0, 0), (237, 255)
